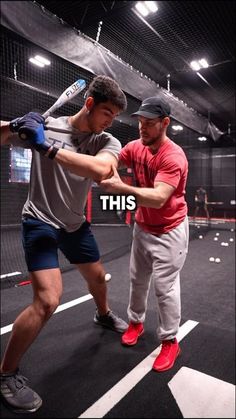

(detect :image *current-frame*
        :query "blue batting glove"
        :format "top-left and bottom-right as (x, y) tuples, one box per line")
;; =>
(9, 112), (45, 133)
(18, 120), (55, 156)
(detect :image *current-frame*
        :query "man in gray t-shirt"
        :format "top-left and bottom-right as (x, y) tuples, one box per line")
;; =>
(0, 75), (128, 413)
(22, 115), (122, 232)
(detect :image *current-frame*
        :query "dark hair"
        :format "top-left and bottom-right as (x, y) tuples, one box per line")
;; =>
(86, 75), (127, 111)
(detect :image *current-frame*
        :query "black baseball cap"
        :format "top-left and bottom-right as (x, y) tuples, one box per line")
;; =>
(131, 96), (171, 119)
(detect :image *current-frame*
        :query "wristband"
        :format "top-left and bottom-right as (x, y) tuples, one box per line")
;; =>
(48, 146), (59, 160)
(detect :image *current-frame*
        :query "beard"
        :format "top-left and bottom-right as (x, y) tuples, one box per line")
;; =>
(141, 135), (161, 147)
(140, 123), (164, 148)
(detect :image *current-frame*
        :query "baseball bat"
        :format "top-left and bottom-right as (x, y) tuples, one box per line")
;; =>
(43, 78), (86, 119)
(19, 79), (86, 139)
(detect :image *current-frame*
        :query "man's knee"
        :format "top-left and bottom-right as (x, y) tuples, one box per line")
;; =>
(79, 261), (106, 285)
(89, 270), (106, 285)
(36, 295), (60, 319)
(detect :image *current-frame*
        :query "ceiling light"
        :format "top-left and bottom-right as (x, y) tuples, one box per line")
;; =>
(190, 60), (201, 71)
(198, 58), (209, 68)
(35, 55), (51, 65)
(190, 58), (209, 71)
(29, 57), (45, 67)
(198, 136), (207, 141)
(172, 125), (183, 131)
(135, 2), (149, 16)
(144, 1), (158, 13)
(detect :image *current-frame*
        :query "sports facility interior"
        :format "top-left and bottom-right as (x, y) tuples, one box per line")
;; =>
(0, 1), (235, 418)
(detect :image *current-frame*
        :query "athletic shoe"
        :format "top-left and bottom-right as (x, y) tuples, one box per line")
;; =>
(0, 369), (42, 413)
(94, 310), (128, 333)
(152, 338), (181, 372)
(121, 322), (144, 346)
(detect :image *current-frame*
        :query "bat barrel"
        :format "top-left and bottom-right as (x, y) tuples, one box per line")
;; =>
(43, 79), (86, 119)
(18, 79), (86, 140)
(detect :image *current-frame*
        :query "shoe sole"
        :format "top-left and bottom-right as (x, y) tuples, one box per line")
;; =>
(94, 320), (126, 333)
(152, 347), (181, 372)
(121, 329), (144, 346)
(0, 394), (42, 413)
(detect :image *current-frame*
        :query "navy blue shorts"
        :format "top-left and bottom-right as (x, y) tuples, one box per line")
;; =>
(22, 217), (100, 272)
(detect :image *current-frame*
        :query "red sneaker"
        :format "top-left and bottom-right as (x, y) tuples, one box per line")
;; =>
(152, 338), (181, 372)
(121, 322), (144, 346)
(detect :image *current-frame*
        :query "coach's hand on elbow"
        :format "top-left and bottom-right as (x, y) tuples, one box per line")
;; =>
(100, 165), (124, 193)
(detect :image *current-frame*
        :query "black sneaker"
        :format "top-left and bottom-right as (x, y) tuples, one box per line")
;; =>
(94, 310), (128, 333)
(0, 370), (42, 413)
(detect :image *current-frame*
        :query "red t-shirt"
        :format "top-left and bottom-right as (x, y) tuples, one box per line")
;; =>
(119, 138), (188, 234)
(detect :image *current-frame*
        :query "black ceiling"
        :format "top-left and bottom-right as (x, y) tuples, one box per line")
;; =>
(37, 0), (235, 137)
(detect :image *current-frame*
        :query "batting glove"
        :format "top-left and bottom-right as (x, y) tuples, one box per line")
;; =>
(18, 118), (58, 159)
(9, 112), (45, 133)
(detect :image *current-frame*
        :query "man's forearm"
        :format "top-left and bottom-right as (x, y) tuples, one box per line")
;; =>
(55, 148), (113, 182)
(111, 182), (165, 209)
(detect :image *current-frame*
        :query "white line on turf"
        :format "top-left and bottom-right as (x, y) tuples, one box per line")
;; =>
(168, 366), (235, 418)
(0, 294), (93, 335)
(78, 320), (199, 418)
(0, 271), (22, 279)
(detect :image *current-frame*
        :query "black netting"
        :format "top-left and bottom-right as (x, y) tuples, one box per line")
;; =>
(0, 24), (235, 288)
(0, 25), (138, 285)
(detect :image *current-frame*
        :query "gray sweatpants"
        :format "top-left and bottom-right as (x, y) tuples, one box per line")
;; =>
(127, 216), (189, 341)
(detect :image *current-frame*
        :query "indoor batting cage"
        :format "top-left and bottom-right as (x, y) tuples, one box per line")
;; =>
(0, 2), (235, 419)
(1, 1), (235, 285)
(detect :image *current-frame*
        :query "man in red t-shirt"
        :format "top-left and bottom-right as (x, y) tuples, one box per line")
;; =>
(101, 96), (189, 372)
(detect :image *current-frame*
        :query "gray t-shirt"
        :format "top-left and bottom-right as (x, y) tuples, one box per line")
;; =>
(11, 116), (121, 232)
